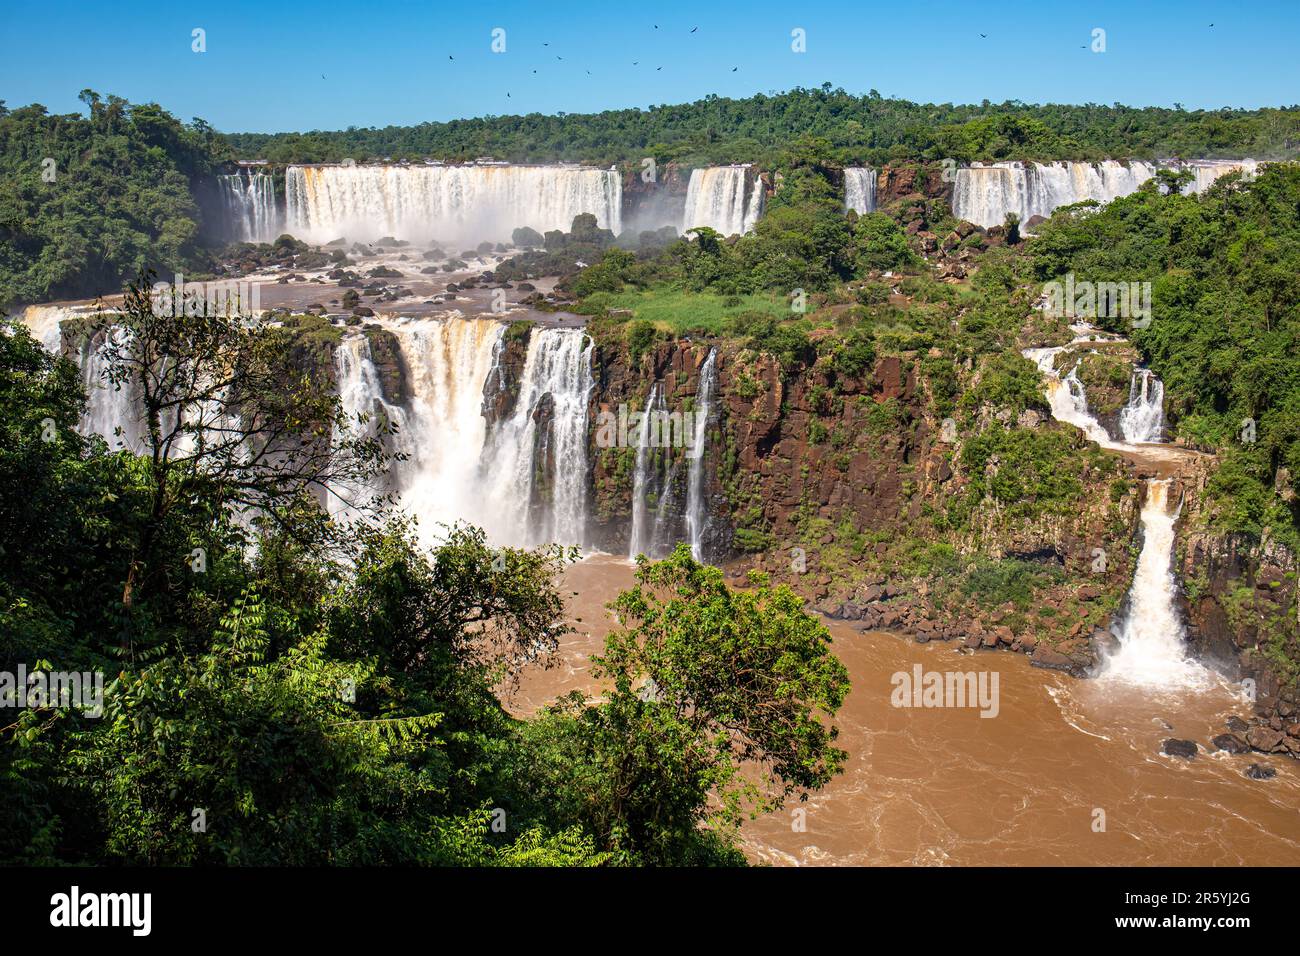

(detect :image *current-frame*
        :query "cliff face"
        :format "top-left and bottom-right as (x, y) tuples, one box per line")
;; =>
(1175, 458), (1300, 735)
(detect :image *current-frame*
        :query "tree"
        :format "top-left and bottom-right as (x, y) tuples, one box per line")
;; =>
(522, 545), (848, 863)
(91, 273), (390, 619)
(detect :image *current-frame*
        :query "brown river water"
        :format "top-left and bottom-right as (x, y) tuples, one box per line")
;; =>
(506, 554), (1300, 866)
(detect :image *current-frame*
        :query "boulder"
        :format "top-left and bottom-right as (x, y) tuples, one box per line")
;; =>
(1246, 727), (1287, 753)
(1245, 763), (1277, 780)
(1162, 739), (1198, 759)
(1211, 733), (1250, 754)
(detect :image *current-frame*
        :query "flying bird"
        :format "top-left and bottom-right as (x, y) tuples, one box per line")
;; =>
(979, 33), (987, 38)
(633, 61), (639, 65)
(448, 55), (454, 60)
(690, 26), (698, 33)
(656, 66), (662, 71)
(731, 66), (738, 71)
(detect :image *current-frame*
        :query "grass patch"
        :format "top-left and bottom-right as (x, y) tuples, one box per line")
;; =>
(583, 285), (786, 336)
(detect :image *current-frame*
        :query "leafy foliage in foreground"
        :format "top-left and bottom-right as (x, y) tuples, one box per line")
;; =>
(0, 313), (847, 865)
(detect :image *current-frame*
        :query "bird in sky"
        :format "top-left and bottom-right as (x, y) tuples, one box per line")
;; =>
(633, 61), (639, 65)
(979, 33), (987, 38)
(448, 55), (454, 60)
(691, 26), (698, 33)
(731, 66), (738, 71)
(657, 66), (662, 71)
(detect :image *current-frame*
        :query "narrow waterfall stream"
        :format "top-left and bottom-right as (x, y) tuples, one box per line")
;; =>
(628, 384), (661, 560)
(685, 349), (717, 561)
(1097, 479), (1209, 688)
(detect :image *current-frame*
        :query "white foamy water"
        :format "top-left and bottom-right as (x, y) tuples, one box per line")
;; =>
(332, 318), (596, 550)
(628, 383), (661, 560)
(685, 349), (716, 562)
(1099, 480), (1210, 690)
(1119, 369), (1166, 443)
(682, 166), (764, 236)
(286, 163), (622, 243)
(953, 159), (1252, 229)
(844, 167), (877, 215)
(219, 170), (279, 243)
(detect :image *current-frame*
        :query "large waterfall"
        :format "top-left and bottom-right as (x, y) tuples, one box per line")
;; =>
(331, 319), (595, 549)
(219, 170), (279, 243)
(1099, 480), (1208, 689)
(285, 164), (622, 243)
(953, 159), (1250, 229)
(954, 161), (1160, 229)
(481, 327), (595, 548)
(1119, 369), (1165, 443)
(682, 166), (764, 236)
(685, 350), (716, 561)
(844, 167), (877, 215)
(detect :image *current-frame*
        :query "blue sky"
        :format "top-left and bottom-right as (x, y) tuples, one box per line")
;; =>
(2, 0), (1297, 133)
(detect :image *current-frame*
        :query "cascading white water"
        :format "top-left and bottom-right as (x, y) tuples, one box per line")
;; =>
(329, 334), (410, 521)
(285, 164), (622, 243)
(219, 170), (279, 243)
(954, 159), (1256, 228)
(685, 349), (716, 561)
(844, 167), (877, 215)
(1099, 480), (1208, 689)
(628, 384), (660, 559)
(333, 318), (595, 550)
(1022, 341), (1123, 450)
(1119, 369), (1166, 443)
(682, 166), (763, 236)
(1183, 160), (1256, 195)
(76, 327), (148, 453)
(481, 327), (594, 548)
(954, 161), (1160, 229)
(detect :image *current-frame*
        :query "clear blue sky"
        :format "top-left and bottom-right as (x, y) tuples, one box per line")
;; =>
(2, 0), (1297, 133)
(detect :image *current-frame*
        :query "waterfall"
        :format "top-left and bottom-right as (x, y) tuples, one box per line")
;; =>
(332, 319), (594, 550)
(284, 163), (622, 243)
(954, 159), (1256, 228)
(682, 166), (763, 236)
(329, 334), (410, 521)
(481, 327), (594, 548)
(686, 349), (717, 561)
(628, 384), (661, 559)
(76, 327), (148, 453)
(844, 167), (877, 215)
(1099, 480), (1208, 689)
(954, 161), (1160, 229)
(219, 170), (279, 243)
(1183, 160), (1256, 194)
(1119, 369), (1166, 443)
(1022, 343), (1122, 449)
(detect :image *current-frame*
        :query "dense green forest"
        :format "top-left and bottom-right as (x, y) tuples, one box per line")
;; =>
(223, 85), (1300, 166)
(0, 282), (848, 865)
(1029, 163), (1300, 546)
(5, 81), (1300, 866)
(3, 87), (1297, 309)
(0, 93), (229, 307)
